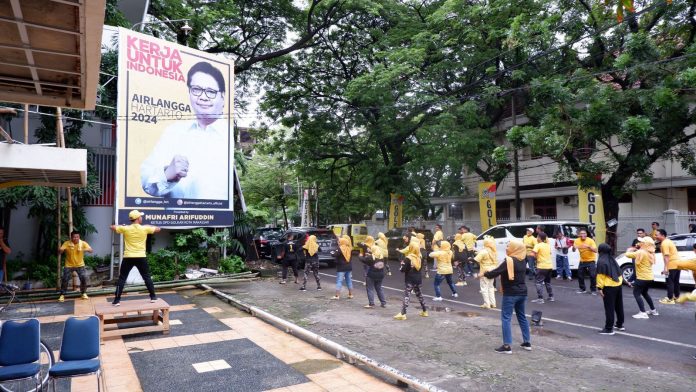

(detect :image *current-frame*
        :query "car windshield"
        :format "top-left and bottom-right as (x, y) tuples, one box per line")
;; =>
(562, 224), (588, 239)
(385, 229), (403, 237)
(354, 226), (368, 235)
(310, 231), (336, 241)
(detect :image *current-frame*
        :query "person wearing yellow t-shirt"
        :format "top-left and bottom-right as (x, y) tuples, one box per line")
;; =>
(572, 229), (598, 294)
(596, 243), (624, 335)
(523, 228), (538, 280)
(650, 221), (660, 241)
(57, 230), (93, 302)
(531, 232), (554, 303)
(673, 243), (696, 282)
(109, 210), (161, 306)
(458, 226), (478, 277)
(625, 236), (658, 319)
(656, 229), (682, 304)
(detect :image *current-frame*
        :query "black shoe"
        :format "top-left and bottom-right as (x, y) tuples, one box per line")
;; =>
(614, 325), (626, 331)
(520, 342), (532, 351)
(599, 329), (615, 335)
(495, 345), (512, 354)
(299, 287), (306, 291)
(317, 286), (322, 291)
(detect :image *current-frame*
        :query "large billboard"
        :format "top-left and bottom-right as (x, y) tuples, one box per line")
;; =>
(115, 28), (235, 227)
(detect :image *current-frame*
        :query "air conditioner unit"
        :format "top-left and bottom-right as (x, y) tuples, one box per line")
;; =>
(562, 196), (578, 207)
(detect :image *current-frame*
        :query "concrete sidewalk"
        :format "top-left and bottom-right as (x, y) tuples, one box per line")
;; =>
(20, 287), (403, 392)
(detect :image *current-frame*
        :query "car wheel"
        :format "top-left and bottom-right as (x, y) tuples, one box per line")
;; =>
(620, 264), (634, 285)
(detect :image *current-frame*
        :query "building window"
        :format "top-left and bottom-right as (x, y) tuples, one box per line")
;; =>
(448, 204), (463, 220)
(85, 148), (115, 206)
(533, 197), (557, 219)
(496, 200), (510, 221)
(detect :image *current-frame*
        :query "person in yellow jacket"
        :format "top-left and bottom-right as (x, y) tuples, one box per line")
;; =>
(596, 243), (624, 335)
(523, 228), (538, 280)
(459, 226), (478, 277)
(429, 241), (458, 301)
(58, 230), (93, 302)
(452, 233), (468, 286)
(676, 288), (696, 360)
(431, 224), (444, 269)
(475, 236), (498, 308)
(625, 236), (658, 319)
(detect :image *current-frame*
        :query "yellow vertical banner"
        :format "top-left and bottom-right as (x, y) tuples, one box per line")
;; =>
(388, 193), (404, 230)
(478, 182), (497, 231)
(578, 185), (606, 244)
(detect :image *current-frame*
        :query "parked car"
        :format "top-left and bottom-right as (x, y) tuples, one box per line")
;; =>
(253, 228), (284, 259)
(269, 227), (339, 267)
(476, 221), (592, 270)
(383, 227), (434, 261)
(616, 233), (696, 286)
(327, 223), (368, 251)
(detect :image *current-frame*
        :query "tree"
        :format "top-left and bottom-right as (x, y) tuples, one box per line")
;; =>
(239, 153), (298, 228)
(497, 0), (696, 249)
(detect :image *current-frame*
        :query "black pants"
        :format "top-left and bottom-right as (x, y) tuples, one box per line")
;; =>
(60, 266), (88, 295)
(577, 263), (597, 292)
(666, 269), (681, 299)
(534, 269), (553, 299)
(632, 279), (655, 312)
(602, 285), (624, 331)
(366, 276), (386, 306)
(114, 257), (156, 302)
(282, 258), (298, 280)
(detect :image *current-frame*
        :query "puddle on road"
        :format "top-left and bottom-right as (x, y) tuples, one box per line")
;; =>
(532, 327), (578, 339)
(427, 306), (480, 317)
(608, 356), (648, 367)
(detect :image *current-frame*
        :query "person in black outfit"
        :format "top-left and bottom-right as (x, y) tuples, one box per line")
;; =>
(280, 234), (300, 284)
(300, 235), (321, 291)
(359, 243), (387, 308)
(596, 243), (624, 335)
(482, 239), (531, 354)
(394, 240), (428, 320)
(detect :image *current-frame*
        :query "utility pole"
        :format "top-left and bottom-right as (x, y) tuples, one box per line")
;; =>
(512, 96), (521, 220)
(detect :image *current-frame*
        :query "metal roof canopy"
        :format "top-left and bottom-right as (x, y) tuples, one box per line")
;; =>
(0, 143), (87, 189)
(0, 0), (106, 109)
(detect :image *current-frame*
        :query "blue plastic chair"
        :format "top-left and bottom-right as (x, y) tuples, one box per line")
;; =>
(49, 315), (102, 391)
(0, 318), (42, 390)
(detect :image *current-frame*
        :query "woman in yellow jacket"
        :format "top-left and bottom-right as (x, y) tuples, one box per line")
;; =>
(475, 236), (498, 309)
(429, 241), (458, 301)
(626, 237), (658, 319)
(377, 232), (392, 276)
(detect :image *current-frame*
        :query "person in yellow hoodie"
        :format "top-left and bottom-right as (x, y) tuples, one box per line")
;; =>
(459, 226), (478, 277)
(452, 233), (468, 286)
(625, 236), (659, 319)
(429, 241), (458, 301)
(431, 224), (444, 270)
(676, 288), (696, 361)
(394, 240), (428, 320)
(377, 232), (392, 276)
(596, 243), (624, 335)
(475, 236), (498, 309)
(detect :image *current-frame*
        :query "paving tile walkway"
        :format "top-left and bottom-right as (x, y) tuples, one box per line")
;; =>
(26, 289), (402, 392)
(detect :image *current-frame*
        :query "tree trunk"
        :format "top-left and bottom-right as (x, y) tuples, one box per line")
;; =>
(281, 202), (289, 230)
(601, 186), (621, 254)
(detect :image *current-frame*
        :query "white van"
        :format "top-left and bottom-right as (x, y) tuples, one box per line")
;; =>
(475, 221), (592, 271)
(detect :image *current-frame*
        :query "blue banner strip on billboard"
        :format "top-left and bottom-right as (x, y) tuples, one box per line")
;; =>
(118, 209), (234, 227)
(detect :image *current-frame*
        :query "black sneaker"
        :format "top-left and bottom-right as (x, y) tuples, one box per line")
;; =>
(614, 325), (626, 331)
(112, 301), (120, 307)
(299, 287), (306, 291)
(317, 286), (322, 291)
(520, 342), (532, 351)
(599, 329), (615, 335)
(495, 345), (512, 354)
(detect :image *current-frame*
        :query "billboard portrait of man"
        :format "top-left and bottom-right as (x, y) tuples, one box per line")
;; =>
(140, 61), (230, 200)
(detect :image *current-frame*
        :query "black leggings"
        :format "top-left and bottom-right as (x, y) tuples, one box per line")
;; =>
(632, 279), (655, 312)
(282, 258), (298, 280)
(602, 285), (624, 331)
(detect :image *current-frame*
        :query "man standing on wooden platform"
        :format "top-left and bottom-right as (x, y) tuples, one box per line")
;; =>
(58, 230), (93, 302)
(110, 210), (161, 306)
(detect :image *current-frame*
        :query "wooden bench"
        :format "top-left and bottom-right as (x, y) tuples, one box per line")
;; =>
(94, 298), (170, 339)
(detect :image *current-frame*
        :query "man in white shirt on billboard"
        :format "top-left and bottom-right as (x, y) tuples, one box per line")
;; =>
(140, 61), (230, 200)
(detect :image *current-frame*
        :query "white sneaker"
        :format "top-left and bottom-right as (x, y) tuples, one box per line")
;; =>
(632, 312), (649, 319)
(649, 309), (659, 316)
(452, 293), (459, 298)
(433, 297), (443, 301)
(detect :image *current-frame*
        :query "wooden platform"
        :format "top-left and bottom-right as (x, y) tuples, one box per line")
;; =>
(94, 298), (170, 339)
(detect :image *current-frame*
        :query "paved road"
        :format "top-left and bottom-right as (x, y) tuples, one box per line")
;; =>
(326, 259), (696, 373)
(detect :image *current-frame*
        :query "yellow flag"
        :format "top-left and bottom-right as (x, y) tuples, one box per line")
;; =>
(578, 186), (606, 244)
(388, 193), (404, 230)
(478, 182), (497, 231)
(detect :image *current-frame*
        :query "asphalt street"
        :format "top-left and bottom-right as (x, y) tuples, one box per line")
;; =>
(321, 259), (696, 375)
